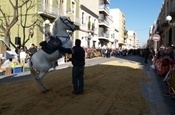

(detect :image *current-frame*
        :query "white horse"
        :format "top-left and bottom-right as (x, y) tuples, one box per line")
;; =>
(29, 16), (76, 93)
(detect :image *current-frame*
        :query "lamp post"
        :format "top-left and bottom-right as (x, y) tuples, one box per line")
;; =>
(45, 19), (50, 34)
(45, 19), (50, 25)
(25, 27), (34, 45)
(166, 15), (175, 26)
(29, 28), (34, 38)
(44, 19), (51, 42)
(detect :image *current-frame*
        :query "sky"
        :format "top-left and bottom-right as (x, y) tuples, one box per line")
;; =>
(109, 0), (164, 46)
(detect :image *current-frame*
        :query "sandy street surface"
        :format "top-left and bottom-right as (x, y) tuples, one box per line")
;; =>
(0, 59), (150, 115)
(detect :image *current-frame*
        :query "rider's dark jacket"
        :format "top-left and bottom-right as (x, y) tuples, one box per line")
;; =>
(39, 36), (61, 54)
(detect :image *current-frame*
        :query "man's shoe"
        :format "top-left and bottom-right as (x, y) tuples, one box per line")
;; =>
(78, 91), (84, 95)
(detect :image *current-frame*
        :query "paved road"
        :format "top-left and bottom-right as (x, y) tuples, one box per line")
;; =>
(121, 56), (175, 115)
(0, 56), (175, 115)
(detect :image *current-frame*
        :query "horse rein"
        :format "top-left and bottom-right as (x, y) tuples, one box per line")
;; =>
(56, 36), (70, 45)
(50, 17), (74, 47)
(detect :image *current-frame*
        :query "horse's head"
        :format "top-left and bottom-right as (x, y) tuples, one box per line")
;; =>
(52, 16), (77, 49)
(60, 16), (76, 31)
(53, 16), (76, 33)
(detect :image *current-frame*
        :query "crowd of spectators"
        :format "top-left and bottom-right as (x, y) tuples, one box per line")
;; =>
(0, 44), (38, 74)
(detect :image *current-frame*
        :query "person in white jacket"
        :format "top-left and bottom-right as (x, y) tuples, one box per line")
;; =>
(19, 48), (27, 66)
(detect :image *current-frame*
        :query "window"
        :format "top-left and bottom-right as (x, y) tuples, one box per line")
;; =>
(82, 12), (84, 24)
(89, 16), (91, 22)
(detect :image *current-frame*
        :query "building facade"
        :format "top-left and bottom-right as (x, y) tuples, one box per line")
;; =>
(79, 0), (99, 49)
(98, 0), (110, 48)
(149, 0), (175, 49)
(110, 8), (125, 49)
(0, 0), (81, 49)
(0, 0), (61, 49)
(1, 0), (140, 52)
(108, 15), (119, 49)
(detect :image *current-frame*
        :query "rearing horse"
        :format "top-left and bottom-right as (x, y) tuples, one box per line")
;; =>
(29, 16), (76, 93)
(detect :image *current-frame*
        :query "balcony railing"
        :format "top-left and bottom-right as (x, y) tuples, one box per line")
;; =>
(99, 19), (109, 27)
(99, 5), (110, 15)
(38, 2), (60, 18)
(99, 32), (109, 38)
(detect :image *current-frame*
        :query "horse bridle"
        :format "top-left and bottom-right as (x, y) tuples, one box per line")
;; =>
(60, 17), (75, 31)
(55, 17), (74, 46)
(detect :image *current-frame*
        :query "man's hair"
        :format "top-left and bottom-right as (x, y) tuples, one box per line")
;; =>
(75, 39), (81, 46)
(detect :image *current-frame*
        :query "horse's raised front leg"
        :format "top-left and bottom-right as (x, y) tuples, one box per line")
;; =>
(36, 71), (49, 93)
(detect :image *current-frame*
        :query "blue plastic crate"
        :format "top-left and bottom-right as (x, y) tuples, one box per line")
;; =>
(12, 67), (22, 74)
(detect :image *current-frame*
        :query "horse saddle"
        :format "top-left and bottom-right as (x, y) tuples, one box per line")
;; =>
(39, 36), (62, 54)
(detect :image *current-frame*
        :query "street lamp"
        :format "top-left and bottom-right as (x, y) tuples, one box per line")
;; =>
(45, 19), (50, 24)
(43, 19), (51, 42)
(45, 19), (50, 34)
(24, 27), (34, 45)
(29, 28), (34, 38)
(166, 15), (175, 26)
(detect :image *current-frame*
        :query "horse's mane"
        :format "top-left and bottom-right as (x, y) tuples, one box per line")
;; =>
(52, 16), (68, 35)
(52, 18), (59, 35)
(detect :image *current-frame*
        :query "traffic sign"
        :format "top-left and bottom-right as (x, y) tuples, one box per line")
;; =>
(152, 34), (160, 42)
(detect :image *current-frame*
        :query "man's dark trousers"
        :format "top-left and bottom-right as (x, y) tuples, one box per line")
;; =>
(72, 66), (84, 93)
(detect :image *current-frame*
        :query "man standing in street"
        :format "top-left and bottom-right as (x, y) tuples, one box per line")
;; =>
(71, 39), (85, 95)
(144, 47), (150, 64)
(59, 39), (85, 95)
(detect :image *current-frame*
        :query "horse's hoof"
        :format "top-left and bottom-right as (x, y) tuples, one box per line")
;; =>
(42, 90), (48, 94)
(42, 89), (50, 94)
(46, 89), (50, 92)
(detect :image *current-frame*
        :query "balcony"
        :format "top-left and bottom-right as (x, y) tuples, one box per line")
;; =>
(99, 5), (110, 16)
(118, 39), (125, 45)
(99, 19), (109, 28)
(104, 0), (110, 4)
(38, 2), (59, 18)
(168, 7), (175, 17)
(98, 32), (109, 41)
(109, 38), (115, 42)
